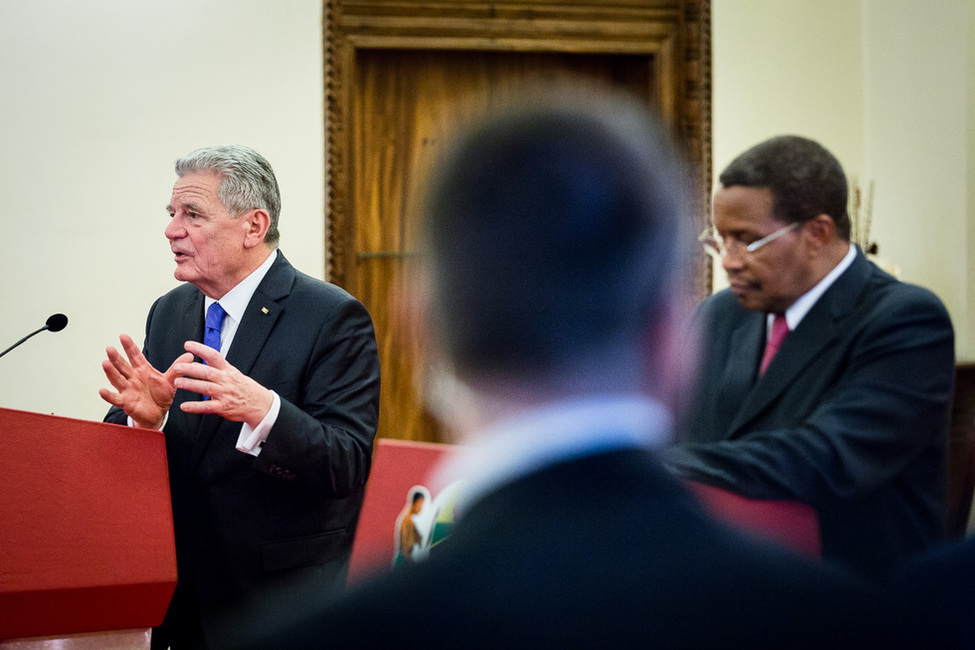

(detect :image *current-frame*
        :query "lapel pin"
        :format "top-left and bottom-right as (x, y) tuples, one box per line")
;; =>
(261, 307), (269, 314)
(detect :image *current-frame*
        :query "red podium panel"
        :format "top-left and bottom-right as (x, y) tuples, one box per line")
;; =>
(0, 408), (177, 640)
(349, 439), (822, 584)
(348, 438), (455, 583)
(686, 481), (821, 558)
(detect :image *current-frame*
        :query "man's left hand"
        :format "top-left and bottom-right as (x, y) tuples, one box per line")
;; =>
(174, 340), (274, 428)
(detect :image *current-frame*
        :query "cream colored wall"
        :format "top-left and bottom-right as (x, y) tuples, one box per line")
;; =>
(711, 0), (864, 292)
(0, 0), (325, 420)
(1, 1), (972, 423)
(862, 0), (971, 359)
(712, 0), (865, 185)
(713, 0), (973, 360)
(969, 2), (975, 363)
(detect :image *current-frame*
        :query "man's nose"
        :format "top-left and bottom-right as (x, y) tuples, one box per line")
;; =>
(164, 217), (184, 240)
(721, 245), (745, 272)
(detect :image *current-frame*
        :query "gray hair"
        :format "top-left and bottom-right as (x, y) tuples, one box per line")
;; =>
(175, 145), (281, 247)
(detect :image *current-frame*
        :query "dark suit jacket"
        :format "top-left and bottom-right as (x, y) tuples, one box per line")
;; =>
(894, 535), (975, 648)
(251, 449), (910, 649)
(665, 250), (955, 581)
(106, 252), (380, 647)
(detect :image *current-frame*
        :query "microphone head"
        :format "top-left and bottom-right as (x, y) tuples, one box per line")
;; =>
(46, 313), (68, 332)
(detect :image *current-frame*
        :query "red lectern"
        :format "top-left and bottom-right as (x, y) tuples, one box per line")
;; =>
(349, 439), (822, 585)
(0, 408), (177, 642)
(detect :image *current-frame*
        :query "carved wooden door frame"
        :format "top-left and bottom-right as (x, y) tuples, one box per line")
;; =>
(324, 0), (712, 294)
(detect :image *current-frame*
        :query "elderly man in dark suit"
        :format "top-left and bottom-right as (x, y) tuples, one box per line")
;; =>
(100, 145), (380, 649)
(664, 135), (955, 583)
(246, 92), (913, 649)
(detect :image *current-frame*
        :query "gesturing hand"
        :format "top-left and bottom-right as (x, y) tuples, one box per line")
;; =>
(174, 340), (274, 428)
(99, 333), (193, 429)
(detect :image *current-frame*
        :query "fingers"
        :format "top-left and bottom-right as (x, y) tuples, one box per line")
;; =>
(98, 386), (123, 407)
(184, 340), (225, 367)
(163, 352), (196, 382)
(104, 345), (132, 380)
(100, 339), (133, 408)
(179, 398), (218, 415)
(176, 367), (228, 414)
(172, 351), (226, 400)
(173, 358), (220, 384)
(178, 373), (273, 427)
(103, 334), (146, 383)
(119, 333), (147, 367)
(101, 354), (128, 388)
(174, 349), (273, 426)
(174, 375), (218, 399)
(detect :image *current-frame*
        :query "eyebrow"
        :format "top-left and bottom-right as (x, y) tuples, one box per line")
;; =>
(166, 201), (206, 215)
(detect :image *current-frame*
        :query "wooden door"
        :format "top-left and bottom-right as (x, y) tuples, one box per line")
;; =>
(326, 1), (711, 444)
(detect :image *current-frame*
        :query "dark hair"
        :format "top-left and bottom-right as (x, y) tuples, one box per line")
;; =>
(719, 135), (850, 240)
(421, 91), (690, 380)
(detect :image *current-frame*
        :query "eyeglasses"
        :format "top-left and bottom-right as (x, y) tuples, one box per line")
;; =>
(698, 221), (800, 259)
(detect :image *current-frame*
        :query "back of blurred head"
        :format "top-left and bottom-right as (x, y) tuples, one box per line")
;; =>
(418, 89), (694, 408)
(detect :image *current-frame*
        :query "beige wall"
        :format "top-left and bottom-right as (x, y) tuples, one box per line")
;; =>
(713, 0), (973, 359)
(0, 0), (325, 420)
(710, 0), (863, 293)
(862, 0), (971, 358)
(970, 1), (975, 362)
(0, 0), (972, 422)
(713, 0), (864, 183)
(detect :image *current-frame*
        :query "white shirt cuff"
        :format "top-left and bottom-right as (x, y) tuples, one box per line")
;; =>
(128, 411), (169, 430)
(236, 390), (280, 457)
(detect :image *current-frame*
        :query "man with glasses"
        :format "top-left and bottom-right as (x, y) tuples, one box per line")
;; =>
(242, 96), (922, 650)
(664, 135), (955, 583)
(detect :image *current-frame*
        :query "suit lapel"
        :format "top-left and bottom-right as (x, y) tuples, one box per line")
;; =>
(169, 290), (206, 414)
(728, 304), (839, 436)
(224, 290), (285, 376)
(726, 249), (872, 437)
(715, 312), (765, 435)
(189, 252), (295, 470)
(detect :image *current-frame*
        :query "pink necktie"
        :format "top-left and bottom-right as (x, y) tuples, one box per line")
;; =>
(759, 313), (788, 376)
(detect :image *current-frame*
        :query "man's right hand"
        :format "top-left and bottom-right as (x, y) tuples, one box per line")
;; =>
(99, 333), (193, 429)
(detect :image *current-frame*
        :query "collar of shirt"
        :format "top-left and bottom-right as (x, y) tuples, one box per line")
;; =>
(204, 249), (278, 356)
(773, 243), (856, 333)
(429, 394), (673, 520)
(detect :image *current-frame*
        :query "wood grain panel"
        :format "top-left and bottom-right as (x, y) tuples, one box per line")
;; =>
(352, 49), (652, 442)
(326, 0), (712, 443)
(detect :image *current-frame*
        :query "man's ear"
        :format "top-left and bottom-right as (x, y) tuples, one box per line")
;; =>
(803, 214), (837, 250)
(242, 209), (271, 248)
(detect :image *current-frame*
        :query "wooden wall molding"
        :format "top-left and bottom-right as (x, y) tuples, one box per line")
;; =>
(324, 0), (711, 442)
(325, 0), (711, 291)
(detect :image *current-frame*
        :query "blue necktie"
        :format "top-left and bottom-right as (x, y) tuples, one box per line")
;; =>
(204, 302), (226, 352)
(202, 303), (226, 400)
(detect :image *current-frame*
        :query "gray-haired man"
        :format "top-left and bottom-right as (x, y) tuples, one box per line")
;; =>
(101, 145), (380, 649)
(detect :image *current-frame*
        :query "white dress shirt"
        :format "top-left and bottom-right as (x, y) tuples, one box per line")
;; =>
(771, 243), (856, 335)
(132, 250), (280, 457)
(430, 394), (673, 519)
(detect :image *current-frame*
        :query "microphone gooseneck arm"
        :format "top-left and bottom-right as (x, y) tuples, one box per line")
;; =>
(0, 314), (69, 360)
(0, 325), (50, 359)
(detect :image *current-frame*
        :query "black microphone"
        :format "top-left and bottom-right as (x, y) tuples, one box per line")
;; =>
(0, 313), (69, 359)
